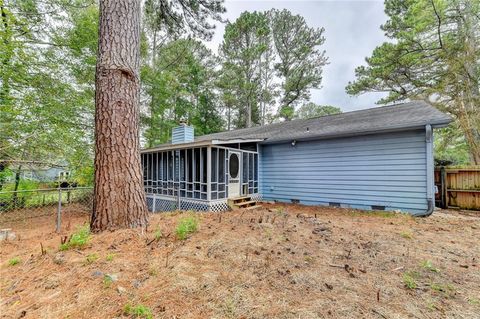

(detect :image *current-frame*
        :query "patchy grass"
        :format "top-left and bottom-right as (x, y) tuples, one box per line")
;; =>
(7, 257), (21, 266)
(85, 253), (99, 264)
(175, 215), (199, 240)
(123, 303), (153, 319)
(348, 210), (402, 218)
(421, 260), (440, 273)
(103, 275), (113, 288)
(400, 230), (413, 239)
(468, 297), (480, 306)
(429, 282), (455, 297)
(403, 271), (419, 289)
(60, 224), (91, 250)
(1, 204), (479, 318)
(154, 227), (162, 240)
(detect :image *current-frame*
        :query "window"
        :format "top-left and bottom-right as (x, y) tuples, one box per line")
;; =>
(229, 153), (239, 178)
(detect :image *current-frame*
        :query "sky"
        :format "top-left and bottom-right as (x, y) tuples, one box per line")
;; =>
(204, 0), (390, 112)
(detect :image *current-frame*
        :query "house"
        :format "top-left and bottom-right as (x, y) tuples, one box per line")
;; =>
(4, 163), (69, 183)
(140, 101), (452, 216)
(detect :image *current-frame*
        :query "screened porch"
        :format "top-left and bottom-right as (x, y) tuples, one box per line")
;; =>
(141, 145), (259, 212)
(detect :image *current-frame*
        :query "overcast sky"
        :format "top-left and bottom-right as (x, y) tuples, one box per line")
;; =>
(204, 0), (389, 112)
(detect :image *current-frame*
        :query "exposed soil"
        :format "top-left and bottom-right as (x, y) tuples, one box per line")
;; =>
(1, 204), (479, 319)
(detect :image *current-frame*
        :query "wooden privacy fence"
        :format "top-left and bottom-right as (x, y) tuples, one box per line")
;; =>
(435, 166), (480, 210)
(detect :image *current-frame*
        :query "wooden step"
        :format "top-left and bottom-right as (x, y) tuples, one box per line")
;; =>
(235, 200), (257, 207)
(232, 196), (251, 202)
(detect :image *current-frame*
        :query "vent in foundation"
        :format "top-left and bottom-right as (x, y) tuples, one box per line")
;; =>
(291, 199), (300, 204)
(371, 205), (386, 211)
(329, 202), (340, 207)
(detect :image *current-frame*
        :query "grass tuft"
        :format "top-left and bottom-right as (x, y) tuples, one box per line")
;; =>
(403, 271), (419, 289)
(106, 253), (115, 262)
(400, 231), (413, 239)
(8, 257), (21, 266)
(175, 215), (199, 240)
(430, 282), (455, 296)
(348, 210), (401, 218)
(123, 303), (153, 319)
(60, 224), (91, 251)
(421, 260), (440, 273)
(154, 227), (162, 240)
(85, 253), (99, 264)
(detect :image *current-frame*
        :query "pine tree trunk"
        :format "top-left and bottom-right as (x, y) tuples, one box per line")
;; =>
(91, 0), (148, 231)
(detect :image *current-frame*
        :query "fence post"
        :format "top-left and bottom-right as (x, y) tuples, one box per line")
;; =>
(440, 167), (447, 209)
(56, 187), (62, 233)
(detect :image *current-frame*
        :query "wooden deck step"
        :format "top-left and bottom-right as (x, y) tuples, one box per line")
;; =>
(228, 196), (259, 210)
(230, 196), (251, 202)
(235, 200), (257, 207)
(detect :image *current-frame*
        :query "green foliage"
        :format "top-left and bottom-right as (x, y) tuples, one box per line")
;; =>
(421, 260), (440, 273)
(143, 0), (225, 41)
(154, 227), (162, 240)
(103, 275), (113, 288)
(270, 9), (327, 121)
(403, 271), (419, 289)
(434, 126), (471, 165)
(400, 231), (413, 239)
(429, 282), (455, 297)
(346, 0), (480, 164)
(85, 253), (99, 264)
(8, 257), (21, 266)
(60, 224), (91, 251)
(218, 9), (327, 127)
(142, 39), (224, 147)
(106, 253), (115, 262)
(295, 103), (341, 119)
(123, 303), (153, 319)
(175, 215), (199, 240)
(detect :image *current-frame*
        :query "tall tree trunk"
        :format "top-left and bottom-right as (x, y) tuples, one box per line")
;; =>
(91, 0), (148, 231)
(246, 101), (252, 128)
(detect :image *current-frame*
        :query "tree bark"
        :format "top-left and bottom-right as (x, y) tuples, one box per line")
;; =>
(91, 0), (148, 231)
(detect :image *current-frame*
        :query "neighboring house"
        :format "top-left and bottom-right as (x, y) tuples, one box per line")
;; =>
(141, 101), (452, 216)
(6, 166), (69, 183)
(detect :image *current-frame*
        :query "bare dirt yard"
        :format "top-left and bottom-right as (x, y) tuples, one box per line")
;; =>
(1, 204), (479, 319)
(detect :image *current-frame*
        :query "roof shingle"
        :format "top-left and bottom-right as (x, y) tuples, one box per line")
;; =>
(143, 101), (452, 151)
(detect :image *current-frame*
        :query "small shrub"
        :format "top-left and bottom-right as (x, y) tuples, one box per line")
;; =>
(403, 271), (419, 289)
(60, 224), (91, 250)
(421, 260), (440, 273)
(148, 266), (158, 277)
(8, 257), (21, 266)
(85, 253), (99, 264)
(106, 253), (115, 262)
(123, 303), (153, 319)
(103, 275), (113, 288)
(430, 282), (455, 296)
(175, 215), (199, 240)
(400, 231), (413, 239)
(154, 227), (162, 240)
(468, 297), (480, 306)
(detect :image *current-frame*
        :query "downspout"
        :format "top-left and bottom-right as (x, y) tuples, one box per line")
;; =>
(418, 124), (435, 217)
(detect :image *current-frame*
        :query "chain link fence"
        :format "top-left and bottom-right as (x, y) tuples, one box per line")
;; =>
(0, 187), (93, 231)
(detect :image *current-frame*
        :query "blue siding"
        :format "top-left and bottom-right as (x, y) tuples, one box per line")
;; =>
(260, 130), (428, 214)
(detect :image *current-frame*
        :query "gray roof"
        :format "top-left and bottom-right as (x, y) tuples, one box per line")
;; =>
(143, 101), (452, 152)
